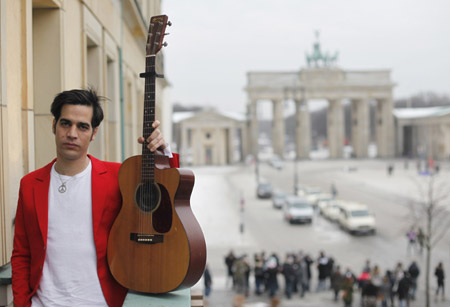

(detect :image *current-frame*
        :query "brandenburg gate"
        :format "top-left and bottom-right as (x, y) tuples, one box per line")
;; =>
(244, 37), (396, 159)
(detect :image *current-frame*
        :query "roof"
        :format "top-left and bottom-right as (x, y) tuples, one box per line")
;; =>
(173, 110), (246, 123)
(393, 106), (450, 119)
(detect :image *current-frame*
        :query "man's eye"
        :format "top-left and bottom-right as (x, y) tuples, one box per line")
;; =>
(79, 125), (89, 131)
(60, 122), (70, 127)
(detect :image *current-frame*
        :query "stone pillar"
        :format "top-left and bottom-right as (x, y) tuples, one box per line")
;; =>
(240, 124), (247, 161)
(327, 99), (344, 158)
(295, 99), (311, 159)
(248, 100), (258, 158)
(180, 124), (188, 165)
(351, 98), (369, 158)
(272, 99), (285, 157)
(227, 127), (235, 164)
(375, 97), (395, 157)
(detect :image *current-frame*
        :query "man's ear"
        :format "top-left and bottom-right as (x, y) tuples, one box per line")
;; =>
(52, 119), (56, 134)
(90, 127), (99, 142)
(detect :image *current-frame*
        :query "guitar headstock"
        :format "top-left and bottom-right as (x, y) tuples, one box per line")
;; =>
(146, 15), (171, 56)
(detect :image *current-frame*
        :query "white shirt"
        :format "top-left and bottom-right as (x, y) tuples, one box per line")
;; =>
(32, 161), (108, 307)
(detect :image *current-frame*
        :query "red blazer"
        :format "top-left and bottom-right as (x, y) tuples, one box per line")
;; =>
(11, 154), (179, 307)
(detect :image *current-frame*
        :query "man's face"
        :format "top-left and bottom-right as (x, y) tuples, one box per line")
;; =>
(53, 104), (98, 162)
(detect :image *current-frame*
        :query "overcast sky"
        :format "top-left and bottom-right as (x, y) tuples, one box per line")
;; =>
(162, 0), (450, 114)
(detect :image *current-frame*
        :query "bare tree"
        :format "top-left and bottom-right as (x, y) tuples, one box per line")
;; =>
(409, 173), (450, 307)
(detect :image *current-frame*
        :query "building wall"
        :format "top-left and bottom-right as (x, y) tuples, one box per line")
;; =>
(0, 0), (170, 266)
(175, 111), (245, 166)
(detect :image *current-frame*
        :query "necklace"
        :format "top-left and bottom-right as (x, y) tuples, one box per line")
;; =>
(57, 172), (74, 193)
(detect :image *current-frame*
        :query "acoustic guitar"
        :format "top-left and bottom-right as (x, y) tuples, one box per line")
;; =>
(107, 15), (206, 294)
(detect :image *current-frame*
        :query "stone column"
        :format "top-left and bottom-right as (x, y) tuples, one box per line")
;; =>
(240, 124), (247, 161)
(295, 99), (311, 159)
(375, 97), (395, 157)
(327, 99), (344, 158)
(227, 127), (235, 164)
(272, 99), (285, 157)
(248, 100), (258, 157)
(351, 98), (369, 158)
(180, 124), (188, 165)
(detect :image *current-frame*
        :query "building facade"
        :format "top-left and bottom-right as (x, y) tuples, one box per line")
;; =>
(173, 110), (246, 166)
(394, 107), (450, 160)
(0, 0), (171, 266)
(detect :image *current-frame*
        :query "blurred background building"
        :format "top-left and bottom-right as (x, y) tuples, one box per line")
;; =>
(0, 0), (171, 266)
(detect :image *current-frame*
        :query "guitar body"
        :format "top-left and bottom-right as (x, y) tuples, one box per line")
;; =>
(107, 155), (206, 293)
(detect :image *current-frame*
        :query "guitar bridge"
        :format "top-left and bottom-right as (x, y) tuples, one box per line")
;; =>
(130, 233), (164, 245)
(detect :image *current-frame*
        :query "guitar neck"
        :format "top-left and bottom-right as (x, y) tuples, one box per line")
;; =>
(142, 55), (156, 183)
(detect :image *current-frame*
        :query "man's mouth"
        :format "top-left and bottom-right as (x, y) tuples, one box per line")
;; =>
(63, 143), (78, 149)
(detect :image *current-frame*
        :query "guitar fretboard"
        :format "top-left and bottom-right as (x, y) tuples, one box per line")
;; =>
(142, 55), (156, 183)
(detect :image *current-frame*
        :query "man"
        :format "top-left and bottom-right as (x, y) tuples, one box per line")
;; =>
(11, 89), (178, 307)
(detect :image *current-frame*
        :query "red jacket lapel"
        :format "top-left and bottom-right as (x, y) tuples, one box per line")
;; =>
(89, 155), (108, 236)
(33, 159), (56, 243)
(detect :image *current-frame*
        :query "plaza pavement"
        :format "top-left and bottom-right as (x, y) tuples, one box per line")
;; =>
(188, 159), (450, 306)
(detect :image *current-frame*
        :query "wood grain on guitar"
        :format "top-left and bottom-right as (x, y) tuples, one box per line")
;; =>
(107, 15), (206, 294)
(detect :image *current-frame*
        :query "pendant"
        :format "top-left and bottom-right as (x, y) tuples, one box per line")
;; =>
(58, 184), (67, 193)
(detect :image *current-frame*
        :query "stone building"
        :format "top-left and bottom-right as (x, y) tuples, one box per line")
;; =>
(394, 106), (450, 160)
(0, 0), (171, 268)
(173, 110), (247, 166)
(245, 68), (396, 159)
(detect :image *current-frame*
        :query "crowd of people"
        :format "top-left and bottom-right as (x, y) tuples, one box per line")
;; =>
(223, 249), (446, 306)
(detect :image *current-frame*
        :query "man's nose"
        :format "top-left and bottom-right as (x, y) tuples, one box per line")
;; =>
(67, 125), (78, 138)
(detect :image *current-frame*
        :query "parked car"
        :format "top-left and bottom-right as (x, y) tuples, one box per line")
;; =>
(306, 192), (333, 208)
(257, 182), (273, 199)
(322, 200), (344, 222)
(272, 192), (287, 209)
(283, 196), (313, 224)
(297, 186), (321, 197)
(337, 202), (376, 235)
(270, 155), (283, 170)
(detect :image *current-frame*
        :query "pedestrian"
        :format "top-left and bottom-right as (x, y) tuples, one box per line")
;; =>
(233, 255), (250, 297)
(385, 270), (396, 307)
(387, 164), (394, 176)
(303, 253), (313, 291)
(331, 183), (338, 199)
(330, 265), (344, 301)
(10, 89), (175, 307)
(434, 262), (445, 301)
(204, 264), (212, 297)
(265, 255), (279, 298)
(357, 268), (371, 306)
(396, 271), (411, 307)
(379, 274), (391, 307)
(281, 255), (296, 299)
(342, 273), (354, 307)
(316, 251), (329, 291)
(297, 256), (309, 298)
(416, 227), (425, 254)
(406, 227), (417, 255)
(362, 259), (371, 273)
(407, 260), (420, 300)
(361, 278), (378, 307)
(370, 265), (382, 288)
(253, 253), (265, 295)
(225, 250), (236, 288)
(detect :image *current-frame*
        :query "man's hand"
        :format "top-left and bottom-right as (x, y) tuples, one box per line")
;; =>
(138, 120), (167, 152)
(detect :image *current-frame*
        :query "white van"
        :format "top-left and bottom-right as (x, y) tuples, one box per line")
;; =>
(283, 196), (313, 224)
(337, 202), (376, 235)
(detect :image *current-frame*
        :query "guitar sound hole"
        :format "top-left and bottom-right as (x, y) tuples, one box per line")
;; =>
(135, 182), (161, 213)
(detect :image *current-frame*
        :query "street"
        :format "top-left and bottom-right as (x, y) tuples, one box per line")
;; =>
(188, 159), (450, 306)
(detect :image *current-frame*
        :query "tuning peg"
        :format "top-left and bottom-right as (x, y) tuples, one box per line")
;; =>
(162, 42), (168, 47)
(167, 21), (172, 27)
(164, 32), (170, 36)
